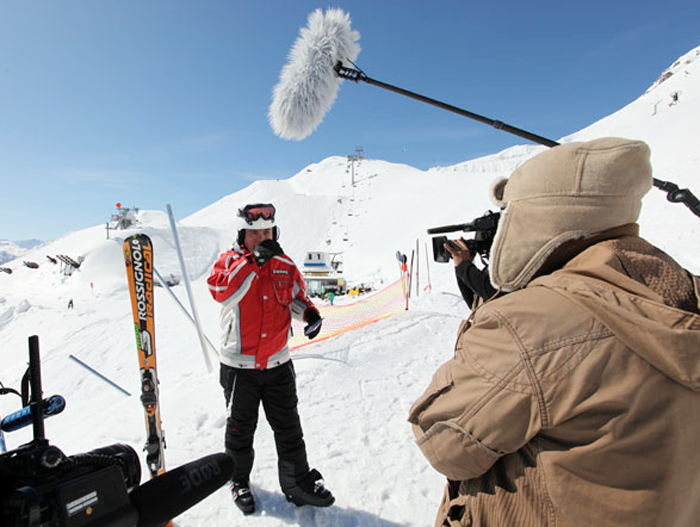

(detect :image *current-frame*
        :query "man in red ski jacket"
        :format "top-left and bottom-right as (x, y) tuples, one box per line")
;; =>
(207, 203), (333, 515)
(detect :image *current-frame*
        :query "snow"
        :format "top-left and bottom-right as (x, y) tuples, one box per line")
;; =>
(1, 44), (699, 526)
(0, 239), (43, 265)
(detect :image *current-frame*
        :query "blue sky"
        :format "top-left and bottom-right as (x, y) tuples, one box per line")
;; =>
(1, 0), (699, 241)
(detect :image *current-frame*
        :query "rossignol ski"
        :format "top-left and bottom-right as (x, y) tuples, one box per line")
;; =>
(124, 233), (167, 479)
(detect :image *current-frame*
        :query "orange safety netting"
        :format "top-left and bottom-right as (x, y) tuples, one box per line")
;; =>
(290, 277), (408, 350)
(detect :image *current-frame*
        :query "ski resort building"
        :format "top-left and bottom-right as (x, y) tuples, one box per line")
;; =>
(302, 251), (345, 297)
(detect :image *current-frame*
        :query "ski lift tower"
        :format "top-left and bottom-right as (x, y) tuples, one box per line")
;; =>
(346, 147), (364, 186)
(111, 203), (140, 229)
(106, 203), (140, 239)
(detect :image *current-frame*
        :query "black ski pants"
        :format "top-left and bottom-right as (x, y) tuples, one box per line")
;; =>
(220, 361), (310, 492)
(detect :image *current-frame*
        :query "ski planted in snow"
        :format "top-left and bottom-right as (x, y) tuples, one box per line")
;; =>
(124, 233), (167, 479)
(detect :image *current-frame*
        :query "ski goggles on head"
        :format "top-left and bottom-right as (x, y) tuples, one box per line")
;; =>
(239, 203), (276, 225)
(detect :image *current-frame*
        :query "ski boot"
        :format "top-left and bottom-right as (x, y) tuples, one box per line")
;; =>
(231, 481), (256, 515)
(284, 469), (335, 507)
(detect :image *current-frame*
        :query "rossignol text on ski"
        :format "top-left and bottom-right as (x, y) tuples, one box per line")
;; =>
(124, 233), (167, 479)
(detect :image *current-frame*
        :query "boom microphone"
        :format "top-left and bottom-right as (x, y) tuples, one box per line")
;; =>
(268, 8), (558, 148)
(130, 452), (233, 527)
(269, 11), (700, 221)
(269, 8), (360, 140)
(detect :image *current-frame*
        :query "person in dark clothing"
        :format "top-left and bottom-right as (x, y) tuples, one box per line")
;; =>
(444, 239), (498, 309)
(411, 138), (700, 527)
(207, 203), (333, 515)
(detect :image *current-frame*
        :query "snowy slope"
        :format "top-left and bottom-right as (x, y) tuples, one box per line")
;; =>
(563, 45), (700, 271)
(0, 239), (43, 265)
(1, 44), (699, 527)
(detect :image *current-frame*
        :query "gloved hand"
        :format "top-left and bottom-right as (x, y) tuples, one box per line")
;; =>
(444, 238), (474, 268)
(303, 308), (322, 340)
(253, 239), (283, 267)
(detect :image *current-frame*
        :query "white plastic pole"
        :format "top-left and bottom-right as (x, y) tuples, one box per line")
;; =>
(424, 242), (432, 293)
(165, 204), (213, 373)
(153, 267), (219, 358)
(415, 238), (420, 297)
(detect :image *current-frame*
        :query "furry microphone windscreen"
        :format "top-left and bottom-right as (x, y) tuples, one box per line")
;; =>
(269, 8), (361, 141)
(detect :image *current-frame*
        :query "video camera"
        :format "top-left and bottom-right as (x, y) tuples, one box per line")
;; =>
(1, 336), (232, 527)
(428, 210), (500, 263)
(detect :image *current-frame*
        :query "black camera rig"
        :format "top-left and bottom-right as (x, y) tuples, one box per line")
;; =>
(1, 336), (143, 527)
(1, 336), (235, 527)
(428, 210), (500, 263)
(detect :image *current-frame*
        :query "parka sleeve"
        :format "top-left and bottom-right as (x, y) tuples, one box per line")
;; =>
(289, 264), (317, 321)
(207, 250), (256, 304)
(408, 307), (544, 481)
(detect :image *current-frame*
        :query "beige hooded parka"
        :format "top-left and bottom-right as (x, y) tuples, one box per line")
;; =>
(409, 138), (700, 527)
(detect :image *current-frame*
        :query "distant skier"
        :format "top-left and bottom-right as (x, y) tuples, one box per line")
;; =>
(67, 299), (74, 309)
(207, 202), (333, 515)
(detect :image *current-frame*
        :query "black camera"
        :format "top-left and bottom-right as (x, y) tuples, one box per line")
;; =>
(0, 336), (142, 527)
(428, 211), (500, 263)
(1, 442), (142, 527)
(1, 336), (233, 527)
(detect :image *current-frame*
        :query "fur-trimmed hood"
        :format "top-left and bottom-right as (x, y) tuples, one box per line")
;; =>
(488, 137), (652, 291)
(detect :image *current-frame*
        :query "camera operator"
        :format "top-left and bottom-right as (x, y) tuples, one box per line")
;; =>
(444, 238), (498, 309)
(409, 138), (700, 527)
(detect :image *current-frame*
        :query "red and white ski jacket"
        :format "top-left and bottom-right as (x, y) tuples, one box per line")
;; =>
(207, 244), (317, 370)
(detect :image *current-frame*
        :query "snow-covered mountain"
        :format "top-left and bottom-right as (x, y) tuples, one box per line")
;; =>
(0, 239), (43, 265)
(1, 44), (699, 527)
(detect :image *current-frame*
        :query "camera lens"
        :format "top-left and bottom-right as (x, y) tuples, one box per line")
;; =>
(431, 236), (451, 263)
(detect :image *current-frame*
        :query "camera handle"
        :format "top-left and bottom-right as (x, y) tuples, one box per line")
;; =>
(28, 335), (48, 445)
